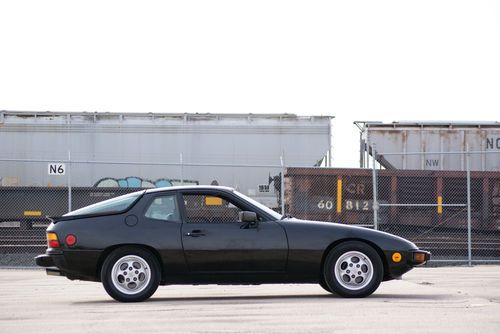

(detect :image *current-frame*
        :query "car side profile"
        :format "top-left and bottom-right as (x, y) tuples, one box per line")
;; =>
(36, 186), (430, 302)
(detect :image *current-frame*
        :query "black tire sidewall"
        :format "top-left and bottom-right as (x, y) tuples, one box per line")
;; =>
(101, 246), (161, 302)
(319, 279), (333, 293)
(323, 241), (383, 298)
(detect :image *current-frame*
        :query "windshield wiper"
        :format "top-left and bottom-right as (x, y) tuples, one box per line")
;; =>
(281, 214), (293, 219)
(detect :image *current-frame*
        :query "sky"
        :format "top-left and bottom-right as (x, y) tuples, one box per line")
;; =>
(1, 0), (499, 167)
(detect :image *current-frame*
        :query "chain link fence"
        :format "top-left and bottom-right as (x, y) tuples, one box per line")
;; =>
(2, 152), (500, 267)
(0, 157), (283, 266)
(373, 150), (500, 264)
(286, 151), (500, 265)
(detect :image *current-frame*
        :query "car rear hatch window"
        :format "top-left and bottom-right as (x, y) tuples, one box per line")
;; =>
(64, 191), (144, 217)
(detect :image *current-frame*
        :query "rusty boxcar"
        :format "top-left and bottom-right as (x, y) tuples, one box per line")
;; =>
(285, 167), (500, 257)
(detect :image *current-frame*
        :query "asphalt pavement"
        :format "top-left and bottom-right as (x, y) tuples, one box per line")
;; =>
(0, 266), (499, 333)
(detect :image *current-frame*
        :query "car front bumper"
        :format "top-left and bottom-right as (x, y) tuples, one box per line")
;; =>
(408, 249), (431, 266)
(383, 249), (431, 280)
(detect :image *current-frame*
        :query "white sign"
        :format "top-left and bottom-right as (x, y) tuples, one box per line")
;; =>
(48, 163), (66, 175)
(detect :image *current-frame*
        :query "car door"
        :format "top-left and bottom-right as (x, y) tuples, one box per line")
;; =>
(139, 193), (188, 274)
(180, 190), (288, 273)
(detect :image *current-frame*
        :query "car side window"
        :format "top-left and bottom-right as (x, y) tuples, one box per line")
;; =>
(144, 195), (180, 222)
(182, 194), (245, 223)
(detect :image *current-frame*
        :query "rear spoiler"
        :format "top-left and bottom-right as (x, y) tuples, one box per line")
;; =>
(46, 216), (60, 224)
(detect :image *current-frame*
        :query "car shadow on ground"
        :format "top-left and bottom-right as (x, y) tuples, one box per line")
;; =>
(72, 293), (453, 305)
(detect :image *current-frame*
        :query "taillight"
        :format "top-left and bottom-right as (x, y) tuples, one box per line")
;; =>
(65, 234), (77, 247)
(47, 232), (60, 248)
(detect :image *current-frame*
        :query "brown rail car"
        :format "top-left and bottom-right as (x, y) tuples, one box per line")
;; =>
(285, 167), (500, 232)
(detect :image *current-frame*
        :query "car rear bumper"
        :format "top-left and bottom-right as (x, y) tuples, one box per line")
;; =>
(35, 250), (101, 281)
(35, 253), (66, 277)
(35, 254), (67, 276)
(35, 254), (54, 267)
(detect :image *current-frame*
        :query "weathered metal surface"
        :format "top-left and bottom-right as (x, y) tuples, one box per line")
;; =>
(356, 121), (500, 171)
(285, 167), (500, 232)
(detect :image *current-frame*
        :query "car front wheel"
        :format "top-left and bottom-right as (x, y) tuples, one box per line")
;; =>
(101, 247), (161, 302)
(323, 241), (383, 298)
(319, 279), (333, 293)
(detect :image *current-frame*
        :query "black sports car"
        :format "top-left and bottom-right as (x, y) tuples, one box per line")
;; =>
(36, 186), (430, 302)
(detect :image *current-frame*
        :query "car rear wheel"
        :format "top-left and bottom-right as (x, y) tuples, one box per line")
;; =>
(101, 247), (160, 302)
(323, 241), (383, 298)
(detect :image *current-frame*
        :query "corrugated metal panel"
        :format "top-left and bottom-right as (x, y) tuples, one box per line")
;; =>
(356, 121), (500, 171)
(0, 111), (332, 208)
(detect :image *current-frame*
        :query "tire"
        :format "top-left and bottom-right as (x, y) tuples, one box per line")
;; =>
(319, 279), (333, 293)
(323, 241), (383, 298)
(101, 246), (161, 302)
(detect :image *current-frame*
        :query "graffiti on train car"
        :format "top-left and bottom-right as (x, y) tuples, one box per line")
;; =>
(94, 177), (199, 188)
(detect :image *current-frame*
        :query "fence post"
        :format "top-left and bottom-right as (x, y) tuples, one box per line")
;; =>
(372, 146), (379, 230)
(67, 150), (72, 212)
(466, 146), (472, 266)
(280, 155), (285, 215)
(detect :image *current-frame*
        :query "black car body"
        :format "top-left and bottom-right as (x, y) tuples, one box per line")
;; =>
(36, 186), (430, 302)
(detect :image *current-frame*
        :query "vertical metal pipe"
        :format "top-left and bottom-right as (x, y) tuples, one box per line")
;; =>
(365, 125), (370, 169)
(461, 130), (465, 171)
(466, 146), (472, 266)
(328, 117), (333, 167)
(403, 130), (407, 169)
(440, 135), (444, 171)
(180, 153), (184, 186)
(67, 150), (72, 212)
(372, 146), (378, 230)
(360, 136), (364, 168)
(481, 130), (486, 171)
(420, 126), (425, 170)
(280, 155), (285, 215)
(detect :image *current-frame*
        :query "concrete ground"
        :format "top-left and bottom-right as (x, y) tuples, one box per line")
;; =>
(0, 266), (499, 334)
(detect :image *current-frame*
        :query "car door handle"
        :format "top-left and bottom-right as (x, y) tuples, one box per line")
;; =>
(184, 230), (206, 237)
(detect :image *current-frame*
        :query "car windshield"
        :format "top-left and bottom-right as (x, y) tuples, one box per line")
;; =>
(64, 191), (144, 217)
(232, 190), (282, 220)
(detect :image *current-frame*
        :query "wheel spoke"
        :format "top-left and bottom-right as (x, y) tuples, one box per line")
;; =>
(334, 251), (374, 291)
(111, 255), (151, 295)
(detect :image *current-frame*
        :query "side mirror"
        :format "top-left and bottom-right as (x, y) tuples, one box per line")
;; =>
(239, 211), (257, 226)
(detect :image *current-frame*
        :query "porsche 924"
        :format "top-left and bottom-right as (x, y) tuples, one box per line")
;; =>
(36, 186), (430, 302)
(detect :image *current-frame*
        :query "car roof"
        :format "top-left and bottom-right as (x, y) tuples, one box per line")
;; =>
(144, 185), (235, 194)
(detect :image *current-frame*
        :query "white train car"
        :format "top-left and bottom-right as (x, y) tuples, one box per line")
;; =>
(356, 121), (500, 171)
(0, 111), (332, 207)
